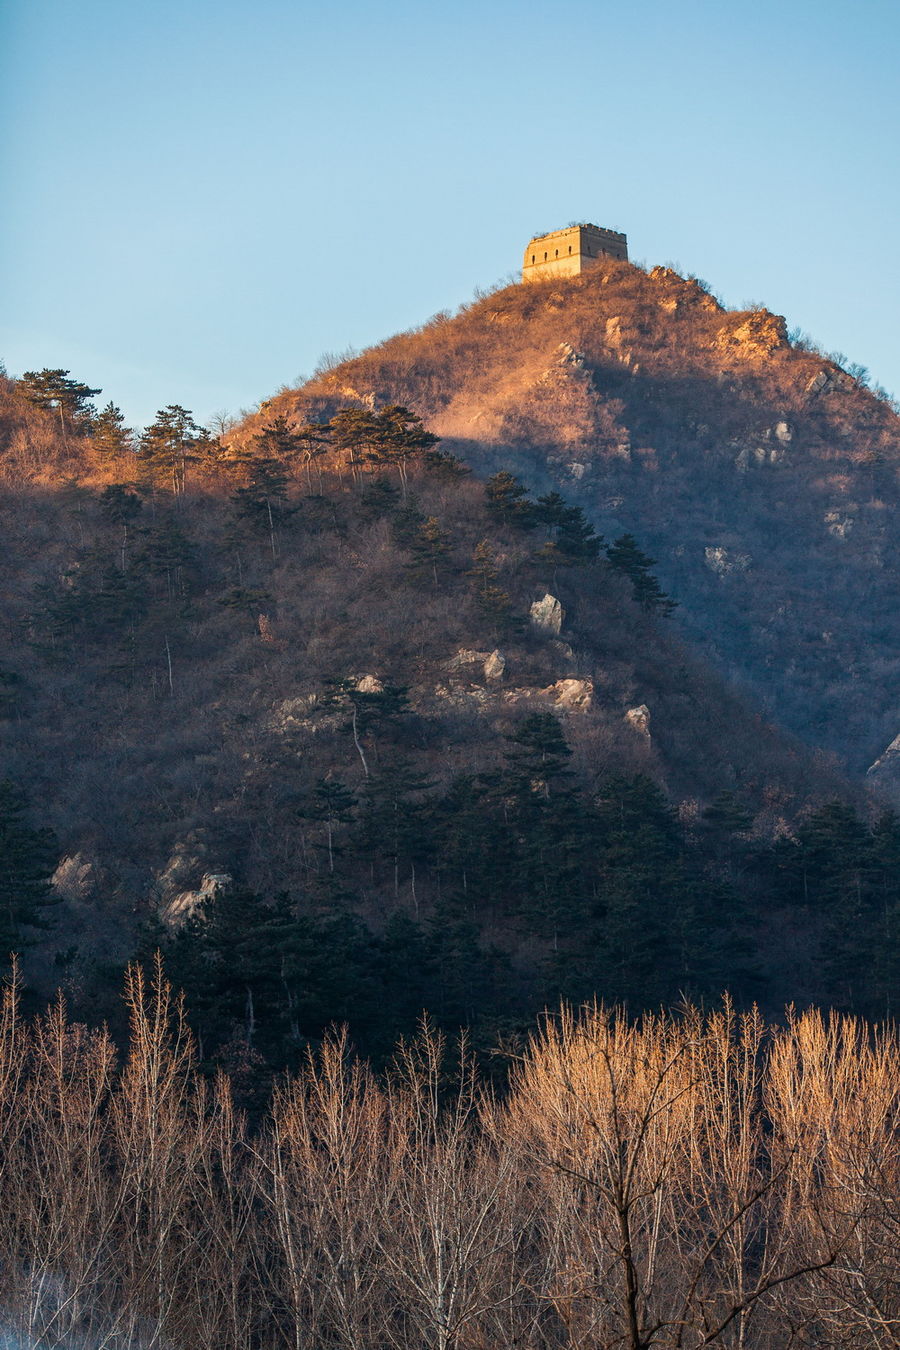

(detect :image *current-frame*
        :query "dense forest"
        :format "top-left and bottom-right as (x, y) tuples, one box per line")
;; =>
(0, 362), (897, 1080)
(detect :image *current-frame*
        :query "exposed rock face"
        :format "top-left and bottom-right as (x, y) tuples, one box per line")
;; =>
(447, 648), (490, 672)
(866, 734), (900, 798)
(605, 316), (624, 348)
(705, 547), (752, 576)
(271, 694), (328, 733)
(805, 365), (854, 399)
(356, 674), (384, 693)
(52, 853), (95, 903)
(716, 310), (788, 359)
(530, 593), (564, 635)
(625, 704), (651, 739)
(543, 678), (593, 711)
(483, 650), (506, 682)
(163, 872), (232, 929)
(556, 342), (585, 368)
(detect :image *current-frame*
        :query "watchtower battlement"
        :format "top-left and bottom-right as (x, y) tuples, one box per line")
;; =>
(522, 223), (628, 282)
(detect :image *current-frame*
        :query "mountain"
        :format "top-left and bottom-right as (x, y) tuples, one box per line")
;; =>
(252, 259), (900, 783)
(1, 256), (899, 1061)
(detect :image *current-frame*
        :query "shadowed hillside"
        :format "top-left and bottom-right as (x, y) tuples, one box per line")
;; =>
(1, 316), (898, 1062)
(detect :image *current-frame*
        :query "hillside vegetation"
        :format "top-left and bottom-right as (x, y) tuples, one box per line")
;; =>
(1, 969), (898, 1350)
(254, 260), (900, 779)
(1, 360), (897, 1064)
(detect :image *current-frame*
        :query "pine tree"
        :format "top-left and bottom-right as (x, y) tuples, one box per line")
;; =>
(411, 516), (451, 586)
(485, 471), (535, 528)
(0, 780), (58, 961)
(231, 456), (291, 560)
(368, 405), (439, 495)
(99, 484), (143, 571)
(140, 405), (211, 495)
(468, 541), (514, 632)
(606, 533), (676, 614)
(91, 402), (133, 460)
(301, 778), (357, 874)
(20, 369), (100, 440)
(296, 419), (332, 491)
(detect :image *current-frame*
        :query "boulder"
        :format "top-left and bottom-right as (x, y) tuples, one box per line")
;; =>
(530, 593), (564, 635)
(356, 674), (384, 693)
(483, 650), (506, 682)
(624, 704), (651, 740)
(447, 648), (490, 671)
(543, 678), (593, 711)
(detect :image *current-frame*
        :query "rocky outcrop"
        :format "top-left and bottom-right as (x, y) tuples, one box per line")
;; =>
(705, 547), (752, 577)
(625, 704), (651, 740)
(805, 365), (854, 399)
(530, 593), (564, 635)
(52, 853), (95, 903)
(866, 734), (900, 799)
(483, 650), (506, 682)
(447, 649), (490, 671)
(446, 648), (506, 681)
(543, 678), (593, 711)
(356, 674), (383, 693)
(556, 342), (585, 368)
(162, 872), (232, 929)
(716, 310), (788, 359)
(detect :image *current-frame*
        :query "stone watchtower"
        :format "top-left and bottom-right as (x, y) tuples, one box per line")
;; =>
(522, 222), (628, 282)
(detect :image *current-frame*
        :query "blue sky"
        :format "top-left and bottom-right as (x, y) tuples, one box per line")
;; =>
(3, 0), (898, 428)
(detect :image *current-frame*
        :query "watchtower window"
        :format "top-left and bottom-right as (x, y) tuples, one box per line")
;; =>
(544, 252), (548, 261)
(531, 254), (535, 264)
(568, 245), (572, 253)
(555, 249), (558, 257)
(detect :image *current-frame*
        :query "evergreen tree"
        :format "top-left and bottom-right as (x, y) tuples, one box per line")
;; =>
(468, 541), (514, 633)
(135, 516), (197, 602)
(231, 455), (291, 560)
(301, 778), (357, 874)
(421, 447), (469, 480)
(355, 758), (433, 902)
(91, 402), (133, 460)
(368, 404), (439, 494)
(358, 475), (400, 520)
(140, 405), (211, 495)
(99, 484), (143, 571)
(329, 407), (381, 480)
(532, 492), (602, 567)
(606, 533), (676, 614)
(296, 419), (332, 491)
(485, 471), (535, 528)
(20, 369), (100, 439)
(410, 516), (452, 586)
(0, 780), (58, 961)
(319, 679), (411, 779)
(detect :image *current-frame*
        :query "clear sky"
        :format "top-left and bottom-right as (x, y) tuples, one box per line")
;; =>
(3, 0), (898, 429)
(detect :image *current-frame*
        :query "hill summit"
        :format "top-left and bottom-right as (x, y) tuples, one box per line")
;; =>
(252, 258), (900, 784)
